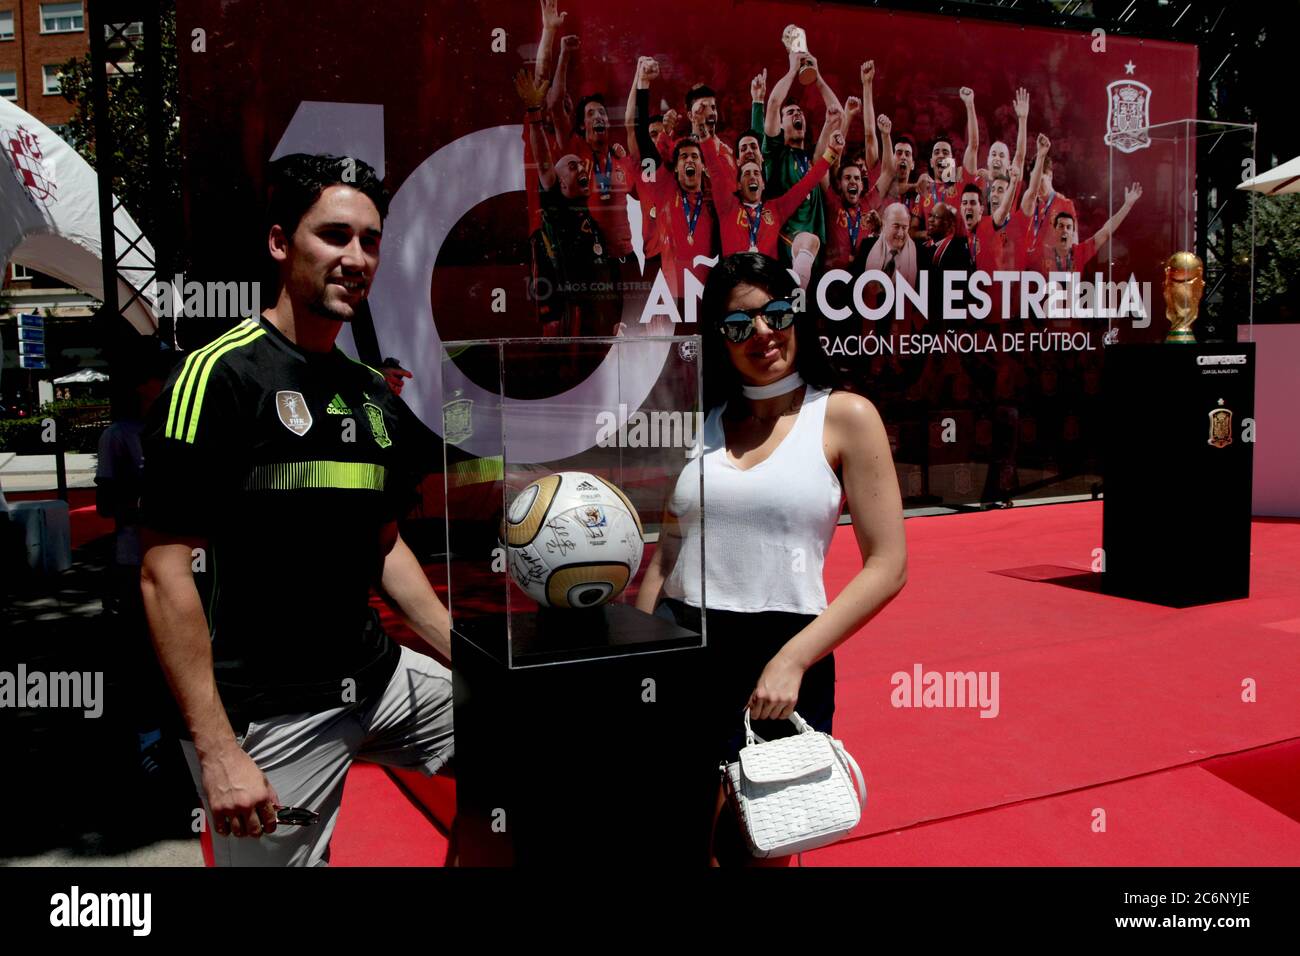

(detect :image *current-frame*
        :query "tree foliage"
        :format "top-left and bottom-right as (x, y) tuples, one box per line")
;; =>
(56, 7), (182, 266)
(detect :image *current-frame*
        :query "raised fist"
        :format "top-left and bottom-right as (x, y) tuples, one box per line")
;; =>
(844, 96), (862, 116)
(751, 69), (767, 103)
(636, 56), (659, 88)
(1013, 87), (1029, 119)
(662, 108), (680, 135)
(959, 86), (975, 105)
(1036, 132), (1051, 156)
(877, 113), (892, 134)
(830, 130), (846, 153)
(861, 60), (876, 84)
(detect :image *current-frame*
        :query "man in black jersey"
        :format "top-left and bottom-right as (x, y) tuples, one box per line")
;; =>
(140, 154), (454, 866)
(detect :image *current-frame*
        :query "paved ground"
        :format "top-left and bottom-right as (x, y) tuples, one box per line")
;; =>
(1, 531), (205, 868)
(0, 453), (98, 494)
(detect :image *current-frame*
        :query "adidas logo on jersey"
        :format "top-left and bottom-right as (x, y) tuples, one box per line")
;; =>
(326, 394), (352, 415)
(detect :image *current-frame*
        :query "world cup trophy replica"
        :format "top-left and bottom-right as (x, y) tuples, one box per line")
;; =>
(782, 24), (817, 86)
(1163, 251), (1204, 344)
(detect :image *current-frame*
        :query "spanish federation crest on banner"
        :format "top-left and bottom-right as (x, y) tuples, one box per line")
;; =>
(1104, 80), (1152, 154)
(1208, 399), (1232, 449)
(442, 396), (474, 445)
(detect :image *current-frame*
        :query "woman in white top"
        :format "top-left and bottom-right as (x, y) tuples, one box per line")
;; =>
(635, 252), (907, 861)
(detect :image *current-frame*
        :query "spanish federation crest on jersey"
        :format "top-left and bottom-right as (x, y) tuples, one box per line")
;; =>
(1208, 399), (1232, 449)
(1104, 80), (1152, 154)
(275, 390), (313, 436)
(363, 402), (392, 449)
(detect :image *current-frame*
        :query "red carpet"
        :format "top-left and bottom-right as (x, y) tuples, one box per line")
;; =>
(820, 503), (1300, 847)
(255, 502), (1300, 865)
(329, 763), (449, 867)
(803, 744), (1300, 866)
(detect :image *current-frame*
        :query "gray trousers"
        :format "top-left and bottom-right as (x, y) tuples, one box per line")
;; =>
(181, 645), (454, 866)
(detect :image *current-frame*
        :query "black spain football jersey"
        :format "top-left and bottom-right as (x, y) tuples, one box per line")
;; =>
(141, 315), (440, 728)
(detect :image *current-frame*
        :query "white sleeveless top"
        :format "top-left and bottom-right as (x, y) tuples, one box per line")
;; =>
(662, 386), (843, 614)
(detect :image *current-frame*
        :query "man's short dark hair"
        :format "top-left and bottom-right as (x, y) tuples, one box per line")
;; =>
(685, 84), (717, 112)
(266, 154), (389, 240)
(961, 183), (983, 197)
(671, 138), (702, 167)
(736, 128), (763, 152)
(837, 160), (863, 182)
(648, 113), (665, 126)
(895, 134), (915, 153)
(929, 136), (953, 156)
(575, 93), (606, 134)
(1053, 210), (1075, 226)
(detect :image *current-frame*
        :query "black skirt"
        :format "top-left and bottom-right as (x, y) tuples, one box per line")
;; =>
(656, 598), (836, 763)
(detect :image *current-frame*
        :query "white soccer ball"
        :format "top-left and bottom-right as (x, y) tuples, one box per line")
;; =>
(503, 471), (645, 609)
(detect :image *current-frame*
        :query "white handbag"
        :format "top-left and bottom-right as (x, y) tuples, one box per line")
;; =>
(722, 709), (867, 858)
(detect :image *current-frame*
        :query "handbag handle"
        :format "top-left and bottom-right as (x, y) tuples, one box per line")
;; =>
(742, 708), (814, 748)
(742, 709), (868, 809)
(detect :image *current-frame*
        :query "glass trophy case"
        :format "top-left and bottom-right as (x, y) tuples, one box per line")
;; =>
(439, 335), (705, 669)
(1105, 118), (1255, 344)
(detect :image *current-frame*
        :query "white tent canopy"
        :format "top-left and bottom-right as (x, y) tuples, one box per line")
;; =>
(0, 98), (157, 333)
(52, 368), (110, 384)
(1238, 154), (1300, 195)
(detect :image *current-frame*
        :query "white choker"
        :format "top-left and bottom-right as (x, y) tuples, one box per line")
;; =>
(742, 372), (804, 400)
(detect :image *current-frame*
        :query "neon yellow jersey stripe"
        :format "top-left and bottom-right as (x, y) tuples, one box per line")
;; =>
(166, 320), (261, 440)
(243, 461), (388, 492)
(182, 328), (266, 444)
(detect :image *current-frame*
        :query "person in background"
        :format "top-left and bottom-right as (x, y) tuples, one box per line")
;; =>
(379, 357), (412, 397)
(97, 350), (170, 775)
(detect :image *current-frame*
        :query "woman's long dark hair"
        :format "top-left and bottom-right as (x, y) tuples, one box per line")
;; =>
(699, 252), (847, 410)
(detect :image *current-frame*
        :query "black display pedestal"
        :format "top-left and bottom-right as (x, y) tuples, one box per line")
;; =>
(1101, 342), (1255, 607)
(451, 604), (716, 865)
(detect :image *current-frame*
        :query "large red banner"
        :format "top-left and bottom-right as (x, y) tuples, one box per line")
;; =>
(177, 0), (1198, 506)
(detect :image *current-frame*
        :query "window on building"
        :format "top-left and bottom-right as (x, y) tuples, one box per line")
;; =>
(40, 2), (84, 34)
(43, 64), (63, 95)
(11, 263), (33, 281)
(0, 71), (17, 101)
(0, 11), (15, 41)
